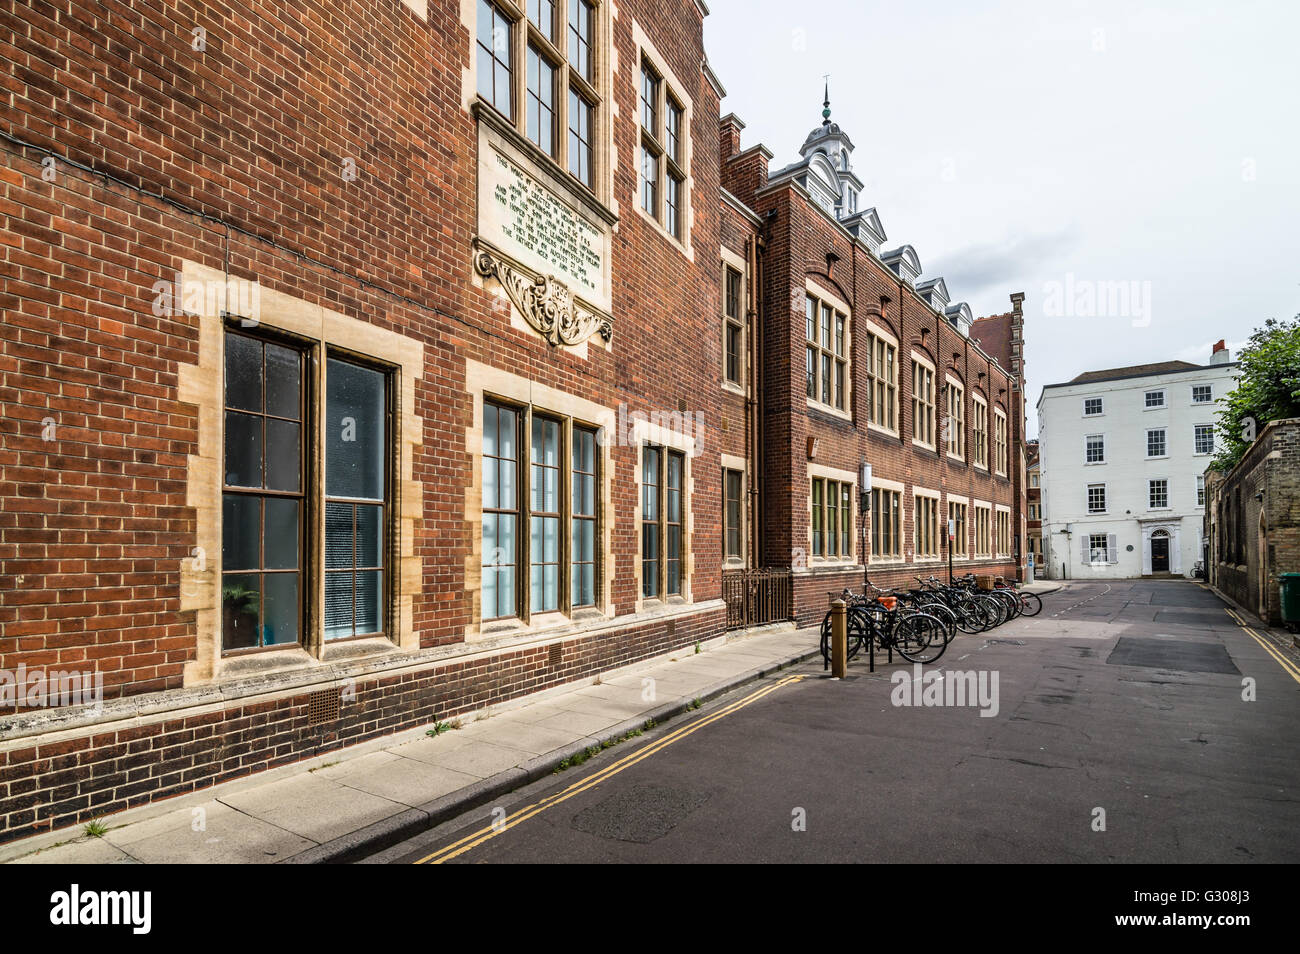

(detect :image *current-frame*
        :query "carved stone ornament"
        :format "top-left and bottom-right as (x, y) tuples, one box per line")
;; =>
(473, 242), (613, 348)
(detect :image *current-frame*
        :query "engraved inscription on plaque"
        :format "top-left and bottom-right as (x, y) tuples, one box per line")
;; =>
(478, 145), (607, 306)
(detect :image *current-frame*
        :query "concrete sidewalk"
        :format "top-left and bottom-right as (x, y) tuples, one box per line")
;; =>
(3, 624), (819, 865)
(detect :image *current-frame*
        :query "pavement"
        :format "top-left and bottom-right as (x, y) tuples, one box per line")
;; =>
(2, 622), (822, 864)
(374, 579), (1300, 864)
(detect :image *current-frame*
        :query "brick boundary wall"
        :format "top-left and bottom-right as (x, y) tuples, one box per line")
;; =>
(0, 606), (724, 845)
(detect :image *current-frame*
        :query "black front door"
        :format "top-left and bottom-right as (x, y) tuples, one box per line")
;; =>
(1151, 537), (1169, 572)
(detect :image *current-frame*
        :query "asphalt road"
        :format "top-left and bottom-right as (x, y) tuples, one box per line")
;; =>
(375, 581), (1300, 864)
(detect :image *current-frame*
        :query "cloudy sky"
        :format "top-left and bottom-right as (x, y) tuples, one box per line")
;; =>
(703, 0), (1300, 435)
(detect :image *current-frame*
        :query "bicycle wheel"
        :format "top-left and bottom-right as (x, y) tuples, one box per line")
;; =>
(982, 593), (1007, 628)
(1018, 591), (1043, 617)
(918, 602), (957, 643)
(893, 612), (947, 664)
(954, 597), (989, 634)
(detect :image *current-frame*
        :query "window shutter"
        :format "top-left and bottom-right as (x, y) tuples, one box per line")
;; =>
(1107, 533), (1117, 564)
(1081, 536), (1090, 564)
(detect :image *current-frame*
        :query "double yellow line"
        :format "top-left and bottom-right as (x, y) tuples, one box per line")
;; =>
(414, 673), (807, 864)
(1225, 608), (1300, 685)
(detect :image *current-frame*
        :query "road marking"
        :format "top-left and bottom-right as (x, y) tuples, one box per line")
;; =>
(413, 673), (808, 864)
(1225, 609), (1300, 685)
(1050, 582), (1112, 618)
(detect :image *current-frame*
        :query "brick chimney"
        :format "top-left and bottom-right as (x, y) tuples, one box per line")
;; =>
(719, 113), (745, 162)
(1210, 339), (1230, 365)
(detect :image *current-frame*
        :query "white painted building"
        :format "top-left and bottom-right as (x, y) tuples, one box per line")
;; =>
(1038, 344), (1239, 579)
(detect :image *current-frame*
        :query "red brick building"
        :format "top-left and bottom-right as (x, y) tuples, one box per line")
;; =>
(717, 104), (1028, 626)
(0, 1), (1026, 843)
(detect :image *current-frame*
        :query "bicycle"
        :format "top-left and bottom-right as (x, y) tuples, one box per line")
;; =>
(820, 584), (948, 667)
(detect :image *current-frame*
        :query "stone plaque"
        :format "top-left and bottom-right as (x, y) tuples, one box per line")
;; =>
(478, 141), (609, 310)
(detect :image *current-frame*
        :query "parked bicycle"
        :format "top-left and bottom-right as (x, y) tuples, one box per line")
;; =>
(820, 582), (949, 667)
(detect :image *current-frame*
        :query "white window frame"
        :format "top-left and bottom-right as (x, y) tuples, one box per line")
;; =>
(1143, 389), (1166, 410)
(1193, 423), (1214, 456)
(1191, 384), (1213, 404)
(1148, 477), (1170, 511)
(1087, 483), (1107, 514)
(1082, 396), (1104, 417)
(1085, 433), (1105, 465)
(1146, 427), (1167, 459)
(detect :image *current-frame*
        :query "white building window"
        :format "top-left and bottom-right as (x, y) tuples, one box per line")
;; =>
(1197, 474), (1206, 507)
(1146, 428), (1166, 458)
(1144, 389), (1165, 409)
(1087, 483), (1106, 513)
(1194, 424), (1214, 455)
(1083, 397), (1103, 416)
(1086, 533), (1115, 564)
(1085, 434), (1105, 464)
(1192, 384), (1213, 404)
(1149, 478), (1169, 510)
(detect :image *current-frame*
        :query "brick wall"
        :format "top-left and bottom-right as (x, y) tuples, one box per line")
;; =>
(1210, 418), (1300, 623)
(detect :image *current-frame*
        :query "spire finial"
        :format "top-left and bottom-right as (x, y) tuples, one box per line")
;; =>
(822, 74), (831, 125)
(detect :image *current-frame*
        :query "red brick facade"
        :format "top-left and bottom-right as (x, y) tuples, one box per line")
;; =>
(0, 1), (1027, 843)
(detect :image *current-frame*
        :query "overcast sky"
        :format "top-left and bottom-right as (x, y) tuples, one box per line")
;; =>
(703, 0), (1300, 436)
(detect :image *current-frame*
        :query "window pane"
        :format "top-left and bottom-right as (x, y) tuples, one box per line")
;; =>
(527, 46), (555, 155)
(222, 573), (260, 650)
(262, 573), (299, 646)
(528, 0), (554, 40)
(264, 498), (299, 570)
(264, 342), (300, 419)
(326, 501), (353, 569)
(355, 570), (382, 634)
(568, 90), (592, 186)
(324, 572), (353, 639)
(224, 410), (262, 487)
(356, 503), (383, 567)
(225, 333), (262, 413)
(568, 0), (592, 78)
(326, 358), (386, 500)
(264, 418), (301, 492)
(222, 494), (260, 572)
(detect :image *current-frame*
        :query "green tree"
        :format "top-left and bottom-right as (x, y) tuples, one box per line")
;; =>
(1212, 316), (1300, 472)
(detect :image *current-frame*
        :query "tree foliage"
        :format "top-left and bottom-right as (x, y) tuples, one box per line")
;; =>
(1212, 316), (1300, 472)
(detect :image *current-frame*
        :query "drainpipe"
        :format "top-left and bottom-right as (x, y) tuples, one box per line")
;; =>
(748, 232), (765, 568)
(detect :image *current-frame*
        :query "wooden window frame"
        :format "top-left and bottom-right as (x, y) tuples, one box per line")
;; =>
(912, 358), (935, 448)
(641, 444), (686, 600)
(866, 330), (897, 432)
(806, 292), (849, 413)
(946, 381), (964, 458)
(477, 0), (605, 194)
(222, 327), (397, 655)
(971, 396), (988, 468)
(482, 397), (602, 623)
(870, 488), (902, 562)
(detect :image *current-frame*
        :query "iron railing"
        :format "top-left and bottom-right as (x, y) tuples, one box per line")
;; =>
(722, 567), (793, 629)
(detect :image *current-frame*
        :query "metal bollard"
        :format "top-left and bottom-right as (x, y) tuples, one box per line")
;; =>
(831, 598), (847, 678)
